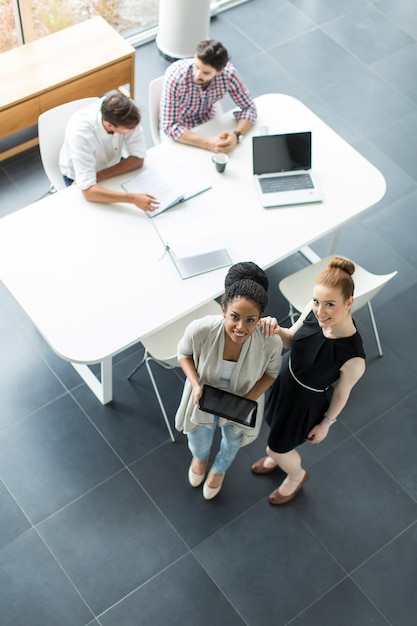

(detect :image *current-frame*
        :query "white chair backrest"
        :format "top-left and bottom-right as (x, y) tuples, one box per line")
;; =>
(142, 300), (222, 365)
(148, 75), (225, 147)
(279, 255), (397, 314)
(148, 76), (164, 146)
(350, 265), (398, 312)
(38, 97), (98, 192)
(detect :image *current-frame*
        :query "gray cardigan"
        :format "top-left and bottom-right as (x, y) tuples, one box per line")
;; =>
(175, 315), (282, 447)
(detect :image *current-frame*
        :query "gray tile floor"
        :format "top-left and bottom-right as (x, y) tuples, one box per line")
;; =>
(0, 1), (416, 624)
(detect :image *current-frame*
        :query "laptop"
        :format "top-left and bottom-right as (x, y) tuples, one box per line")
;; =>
(252, 131), (323, 207)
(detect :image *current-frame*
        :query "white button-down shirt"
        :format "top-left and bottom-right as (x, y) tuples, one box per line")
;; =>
(59, 98), (147, 190)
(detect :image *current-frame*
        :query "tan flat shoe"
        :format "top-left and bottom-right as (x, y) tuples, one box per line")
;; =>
(269, 471), (309, 505)
(251, 456), (278, 475)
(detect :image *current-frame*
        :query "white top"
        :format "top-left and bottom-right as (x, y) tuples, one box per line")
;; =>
(218, 359), (236, 390)
(59, 98), (147, 190)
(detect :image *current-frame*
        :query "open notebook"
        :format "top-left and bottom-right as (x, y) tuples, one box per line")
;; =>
(152, 205), (232, 279)
(122, 166), (211, 217)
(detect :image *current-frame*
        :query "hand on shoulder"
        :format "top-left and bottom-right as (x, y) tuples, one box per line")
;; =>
(259, 316), (279, 337)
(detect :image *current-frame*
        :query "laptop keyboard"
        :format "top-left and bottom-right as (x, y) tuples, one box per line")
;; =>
(260, 173), (314, 193)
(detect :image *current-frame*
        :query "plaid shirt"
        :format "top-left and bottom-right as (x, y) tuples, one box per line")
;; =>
(160, 59), (257, 140)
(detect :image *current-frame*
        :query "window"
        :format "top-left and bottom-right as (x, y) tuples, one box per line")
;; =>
(1, 0), (159, 53)
(1, 0), (19, 51)
(0, 0), (250, 53)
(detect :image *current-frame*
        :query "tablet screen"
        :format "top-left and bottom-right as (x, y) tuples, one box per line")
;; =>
(199, 385), (257, 428)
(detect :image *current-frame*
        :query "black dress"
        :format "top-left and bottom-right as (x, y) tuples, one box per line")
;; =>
(266, 311), (365, 453)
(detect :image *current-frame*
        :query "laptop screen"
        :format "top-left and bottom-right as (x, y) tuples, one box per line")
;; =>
(253, 132), (312, 175)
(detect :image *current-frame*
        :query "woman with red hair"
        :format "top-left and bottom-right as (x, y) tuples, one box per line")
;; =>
(253, 257), (366, 504)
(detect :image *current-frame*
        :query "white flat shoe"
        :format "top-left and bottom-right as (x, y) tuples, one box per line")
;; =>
(203, 472), (225, 500)
(188, 463), (206, 487)
(203, 482), (222, 500)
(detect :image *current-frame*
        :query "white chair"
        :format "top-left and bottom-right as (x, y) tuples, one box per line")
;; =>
(149, 75), (224, 146)
(148, 76), (164, 146)
(279, 255), (397, 356)
(38, 97), (98, 192)
(127, 300), (222, 441)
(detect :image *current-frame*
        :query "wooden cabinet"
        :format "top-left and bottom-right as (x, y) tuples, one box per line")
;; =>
(0, 17), (135, 160)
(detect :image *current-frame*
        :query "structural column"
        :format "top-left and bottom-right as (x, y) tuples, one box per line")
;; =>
(156, 0), (211, 61)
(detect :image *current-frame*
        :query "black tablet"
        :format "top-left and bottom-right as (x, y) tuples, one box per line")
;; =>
(199, 384), (258, 428)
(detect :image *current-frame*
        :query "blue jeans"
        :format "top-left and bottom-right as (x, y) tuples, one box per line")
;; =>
(187, 416), (243, 474)
(63, 175), (74, 187)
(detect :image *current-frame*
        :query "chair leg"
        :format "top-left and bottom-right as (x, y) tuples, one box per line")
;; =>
(279, 304), (300, 327)
(145, 360), (176, 442)
(278, 309), (291, 326)
(172, 368), (184, 382)
(367, 302), (383, 357)
(150, 357), (183, 380)
(127, 356), (146, 380)
(289, 304), (298, 325)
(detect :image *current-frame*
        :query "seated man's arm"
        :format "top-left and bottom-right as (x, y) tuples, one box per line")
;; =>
(176, 129), (220, 151)
(161, 61), (257, 153)
(82, 182), (157, 212)
(214, 118), (253, 153)
(160, 78), (242, 153)
(214, 68), (257, 152)
(70, 130), (158, 212)
(96, 155), (144, 182)
(228, 67), (257, 126)
(159, 69), (184, 140)
(80, 149), (156, 211)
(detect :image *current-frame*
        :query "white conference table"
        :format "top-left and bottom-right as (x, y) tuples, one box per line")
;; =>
(0, 94), (385, 403)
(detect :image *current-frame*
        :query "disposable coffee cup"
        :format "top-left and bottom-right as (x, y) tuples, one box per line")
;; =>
(212, 153), (228, 173)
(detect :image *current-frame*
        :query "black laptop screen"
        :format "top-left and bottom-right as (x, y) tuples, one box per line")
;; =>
(252, 131), (312, 175)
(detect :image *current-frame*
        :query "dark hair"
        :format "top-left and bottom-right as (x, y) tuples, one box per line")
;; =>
(316, 256), (355, 300)
(222, 261), (268, 314)
(195, 40), (230, 71)
(224, 261), (269, 291)
(101, 91), (141, 129)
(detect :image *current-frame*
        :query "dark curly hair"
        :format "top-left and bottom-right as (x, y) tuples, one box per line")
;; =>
(222, 261), (268, 314)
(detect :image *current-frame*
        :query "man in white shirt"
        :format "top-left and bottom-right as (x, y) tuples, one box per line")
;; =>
(59, 92), (158, 213)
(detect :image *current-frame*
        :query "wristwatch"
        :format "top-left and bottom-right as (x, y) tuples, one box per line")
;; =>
(322, 414), (337, 426)
(233, 130), (242, 144)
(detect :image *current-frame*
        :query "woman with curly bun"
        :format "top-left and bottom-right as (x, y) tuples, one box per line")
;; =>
(176, 262), (282, 500)
(253, 257), (366, 504)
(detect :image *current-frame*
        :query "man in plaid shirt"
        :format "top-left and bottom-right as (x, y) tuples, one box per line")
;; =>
(159, 40), (257, 153)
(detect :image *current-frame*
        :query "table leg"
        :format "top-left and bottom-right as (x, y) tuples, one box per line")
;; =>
(299, 246), (321, 264)
(71, 356), (113, 404)
(299, 226), (343, 265)
(327, 228), (342, 255)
